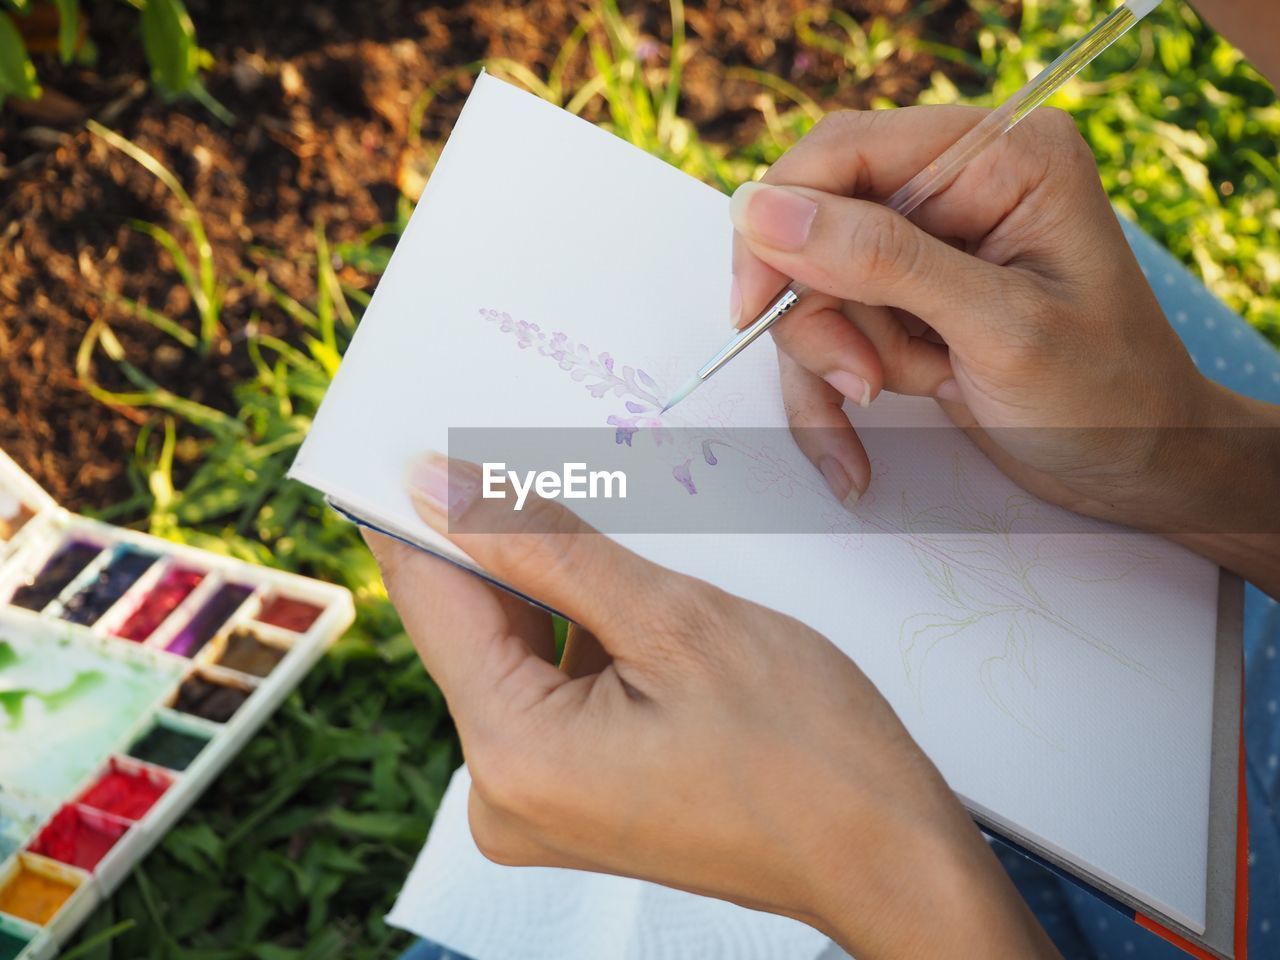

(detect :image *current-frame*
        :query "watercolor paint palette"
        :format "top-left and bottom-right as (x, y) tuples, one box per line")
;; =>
(0, 452), (354, 958)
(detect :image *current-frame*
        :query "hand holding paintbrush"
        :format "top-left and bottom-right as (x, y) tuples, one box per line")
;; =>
(662, 0), (1164, 415)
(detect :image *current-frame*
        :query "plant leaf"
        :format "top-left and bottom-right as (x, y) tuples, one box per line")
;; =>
(0, 11), (41, 107)
(140, 0), (197, 97)
(54, 0), (77, 62)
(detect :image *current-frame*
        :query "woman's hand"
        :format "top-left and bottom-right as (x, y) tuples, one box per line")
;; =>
(366, 453), (1061, 960)
(732, 106), (1280, 594)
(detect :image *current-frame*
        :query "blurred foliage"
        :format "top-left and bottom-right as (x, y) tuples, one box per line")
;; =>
(1, 0), (230, 120)
(73, 206), (451, 957)
(932, 0), (1280, 340)
(64, 0), (1276, 956)
(89, 118), (226, 353)
(482, 0), (1279, 340)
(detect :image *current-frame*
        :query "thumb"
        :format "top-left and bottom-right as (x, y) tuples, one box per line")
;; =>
(404, 452), (669, 648)
(362, 526), (564, 711)
(730, 181), (1011, 345)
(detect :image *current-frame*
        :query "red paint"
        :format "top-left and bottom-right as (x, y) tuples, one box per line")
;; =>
(257, 595), (322, 632)
(31, 805), (128, 871)
(78, 762), (170, 821)
(117, 566), (204, 641)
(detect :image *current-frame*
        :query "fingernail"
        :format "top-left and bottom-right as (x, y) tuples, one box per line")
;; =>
(729, 274), (743, 328)
(824, 370), (872, 408)
(935, 379), (963, 403)
(818, 456), (861, 510)
(729, 181), (818, 250)
(407, 453), (480, 524)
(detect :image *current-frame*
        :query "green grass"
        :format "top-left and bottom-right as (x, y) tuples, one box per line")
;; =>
(953, 0), (1280, 341)
(64, 1), (1276, 956)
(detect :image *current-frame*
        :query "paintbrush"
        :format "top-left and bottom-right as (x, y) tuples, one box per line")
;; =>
(661, 0), (1163, 414)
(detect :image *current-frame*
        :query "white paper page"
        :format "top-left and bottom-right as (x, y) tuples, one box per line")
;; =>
(293, 73), (1220, 933)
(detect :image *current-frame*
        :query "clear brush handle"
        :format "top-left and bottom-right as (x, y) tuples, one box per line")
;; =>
(678, 0), (1159, 404)
(887, 1), (1144, 216)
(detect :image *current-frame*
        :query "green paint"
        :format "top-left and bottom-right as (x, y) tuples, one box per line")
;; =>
(0, 927), (29, 960)
(128, 723), (208, 771)
(0, 658), (105, 724)
(0, 633), (181, 798)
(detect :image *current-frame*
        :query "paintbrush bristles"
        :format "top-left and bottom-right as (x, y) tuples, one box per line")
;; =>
(660, 374), (705, 414)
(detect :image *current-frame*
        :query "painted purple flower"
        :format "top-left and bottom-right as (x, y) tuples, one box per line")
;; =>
(607, 415), (639, 447)
(673, 459), (697, 495)
(701, 440), (719, 466)
(482, 307), (698, 484)
(483, 308), (663, 408)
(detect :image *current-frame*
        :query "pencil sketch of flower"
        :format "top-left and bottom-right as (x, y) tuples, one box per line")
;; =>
(893, 453), (1161, 746)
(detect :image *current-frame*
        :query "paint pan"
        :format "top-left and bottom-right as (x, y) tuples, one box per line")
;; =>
(0, 453), (53, 556)
(0, 796), (46, 867)
(8, 541), (101, 613)
(29, 806), (129, 873)
(0, 495), (32, 544)
(0, 855), (82, 927)
(212, 629), (289, 678)
(77, 759), (171, 822)
(126, 720), (210, 772)
(173, 671), (253, 724)
(166, 582), (253, 657)
(114, 564), (204, 642)
(0, 916), (32, 960)
(58, 547), (157, 626)
(256, 595), (323, 633)
(0, 451), (355, 958)
(0, 931), (28, 960)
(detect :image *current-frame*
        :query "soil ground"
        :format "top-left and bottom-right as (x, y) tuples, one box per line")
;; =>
(0, 0), (1001, 511)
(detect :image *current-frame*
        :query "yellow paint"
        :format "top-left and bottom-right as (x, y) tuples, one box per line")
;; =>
(0, 866), (75, 925)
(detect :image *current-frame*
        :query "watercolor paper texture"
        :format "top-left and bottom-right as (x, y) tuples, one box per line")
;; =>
(291, 74), (1225, 939)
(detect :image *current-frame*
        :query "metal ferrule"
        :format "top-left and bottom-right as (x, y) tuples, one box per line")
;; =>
(697, 286), (801, 380)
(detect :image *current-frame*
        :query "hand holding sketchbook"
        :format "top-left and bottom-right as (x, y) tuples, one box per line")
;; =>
(291, 74), (1246, 959)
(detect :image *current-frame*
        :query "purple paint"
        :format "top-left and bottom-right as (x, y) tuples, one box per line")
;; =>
(166, 583), (253, 657)
(673, 460), (697, 495)
(10, 540), (102, 612)
(607, 415), (639, 446)
(60, 547), (157, 625)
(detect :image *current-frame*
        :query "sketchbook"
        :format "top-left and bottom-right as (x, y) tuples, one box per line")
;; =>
(291, 73), (1247, 960)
